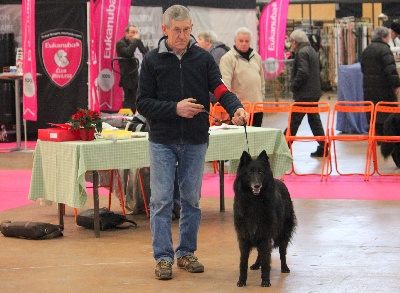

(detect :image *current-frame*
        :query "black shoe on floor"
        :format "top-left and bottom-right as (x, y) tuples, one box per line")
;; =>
(310, 147), (328, 158)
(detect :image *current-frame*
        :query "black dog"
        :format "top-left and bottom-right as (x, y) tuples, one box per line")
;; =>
(233, 150), (297, 287)
(380, 114), (400, 168)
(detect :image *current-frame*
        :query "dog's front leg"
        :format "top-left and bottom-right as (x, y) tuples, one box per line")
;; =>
(237, 241), (251, 287)
(258, 243), (272, 287)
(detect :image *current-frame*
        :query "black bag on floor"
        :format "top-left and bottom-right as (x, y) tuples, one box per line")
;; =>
(76, 208), (137, 231)
(0, 221), (63, 240)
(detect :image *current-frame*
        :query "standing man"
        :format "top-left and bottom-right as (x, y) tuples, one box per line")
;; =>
(285, 29), (326, 157)
(361, 26), (400, 136)
(136, 5), (248, 280)
(116, 25), (148, 113)
(197, 30), (230, 104)
(219, 27), (265, 127)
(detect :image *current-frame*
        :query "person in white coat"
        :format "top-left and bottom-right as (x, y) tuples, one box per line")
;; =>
(219, 27), (265, 127)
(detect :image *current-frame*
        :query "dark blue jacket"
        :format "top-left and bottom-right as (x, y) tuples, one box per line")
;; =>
(137, 35), (243, 145)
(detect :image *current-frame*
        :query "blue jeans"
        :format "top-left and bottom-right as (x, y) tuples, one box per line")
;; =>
(149, 142), (207, 263)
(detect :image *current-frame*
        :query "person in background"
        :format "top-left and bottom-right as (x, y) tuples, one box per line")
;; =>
(219, 27), (265, 127)
(116, 25), (148, 113)
(389, 22), (400, 60)
(389, 22), (400, 48)
(284, 29), (327, 158)
(136, 5), (248, 281)
(197, 30), (230, 104)
(361, 26), (400, 136)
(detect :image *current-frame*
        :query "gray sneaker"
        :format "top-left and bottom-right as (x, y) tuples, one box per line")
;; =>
(177, 255), (204, 273)
(155, 259), (172, 280)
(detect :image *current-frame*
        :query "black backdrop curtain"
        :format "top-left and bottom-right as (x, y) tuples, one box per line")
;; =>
(26, 2), (88, 138)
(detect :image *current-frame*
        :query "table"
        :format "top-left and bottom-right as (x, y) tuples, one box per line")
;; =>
(29, 127), (292, 237)
(0, 72), (41, 151)
(337, 63), (369, 134)
(0, 73), (23, 151)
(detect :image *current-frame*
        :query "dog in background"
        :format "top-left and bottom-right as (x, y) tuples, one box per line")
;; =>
(380, 114), (400, 168)
(233, 150), (297, 287)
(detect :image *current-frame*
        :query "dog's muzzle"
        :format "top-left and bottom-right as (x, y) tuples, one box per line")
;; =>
(251, 184), (262, 196)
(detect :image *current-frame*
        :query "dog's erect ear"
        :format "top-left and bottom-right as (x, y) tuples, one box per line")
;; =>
(238, 151), (252, 169)
(258, 150), (270, 164)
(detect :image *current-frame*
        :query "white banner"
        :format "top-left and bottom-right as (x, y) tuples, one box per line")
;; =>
(129, 6), (163, 51)
(189, 6), (258, 50)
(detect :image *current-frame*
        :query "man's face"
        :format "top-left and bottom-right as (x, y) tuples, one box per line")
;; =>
(290, 39), (298, 51)
(125, 26), (138, 42)
(391, 29), (398, 40)
(234, 33), (251, 53)
(197, 36), (211, 50)
(162, 19), (193, 53)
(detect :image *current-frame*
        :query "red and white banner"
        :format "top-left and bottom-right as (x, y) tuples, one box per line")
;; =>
(22, 0), (37, 121)
(259, 0), (289, 78)
(89, 0), (130, 111)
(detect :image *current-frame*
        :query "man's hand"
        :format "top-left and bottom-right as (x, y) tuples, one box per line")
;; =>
(176, 98), (204, 118)
(231, 108), (249, 126)
(396, 87), (400, 97)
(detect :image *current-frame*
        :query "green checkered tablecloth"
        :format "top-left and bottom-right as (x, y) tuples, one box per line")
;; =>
(29, 127), (292, 208)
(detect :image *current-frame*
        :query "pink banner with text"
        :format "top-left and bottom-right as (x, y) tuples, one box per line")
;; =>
(259, 0), (289, 78)
(89, 0), (131, 111)
(22, 0), (37, 121)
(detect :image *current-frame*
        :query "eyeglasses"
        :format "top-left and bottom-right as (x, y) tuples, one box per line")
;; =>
(170, 27), (191, 36)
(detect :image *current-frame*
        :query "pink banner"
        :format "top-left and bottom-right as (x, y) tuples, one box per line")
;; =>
(259, 0), (289, 78)
(22, 0), (37, 121)
(89, 0), (131, 111)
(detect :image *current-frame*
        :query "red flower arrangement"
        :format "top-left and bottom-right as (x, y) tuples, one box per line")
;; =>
(68, 108), (102, 132)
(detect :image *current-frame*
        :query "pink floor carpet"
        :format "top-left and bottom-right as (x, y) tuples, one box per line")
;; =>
(201, 173), (400, 201)
(0, 170), (399, 212)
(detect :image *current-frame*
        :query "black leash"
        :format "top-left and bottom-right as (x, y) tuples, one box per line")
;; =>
(203, 110), (231, 124)
(243, 123), (250, 154)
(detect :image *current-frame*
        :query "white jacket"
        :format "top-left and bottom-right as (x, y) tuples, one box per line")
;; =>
(219, 48), (265, 104)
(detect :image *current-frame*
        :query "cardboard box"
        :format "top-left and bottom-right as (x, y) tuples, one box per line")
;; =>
(38, 128), (81, 142)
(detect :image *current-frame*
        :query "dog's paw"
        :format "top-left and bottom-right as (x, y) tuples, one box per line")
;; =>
(281, 264), (290, 273)
(237, 280), (246, 287)
(250, 263), (260, 270)
(261, 280), (271, 287)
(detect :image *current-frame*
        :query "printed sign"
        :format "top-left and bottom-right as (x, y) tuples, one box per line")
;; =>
(39, 30), (83, 88)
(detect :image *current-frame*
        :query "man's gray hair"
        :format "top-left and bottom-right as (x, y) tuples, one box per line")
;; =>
(372, 26), (390, 41)
(290, 30), (309, 43)
(125, 25), (137, 33)
(234, 27), (252, 39)
(162, 5), (191, 26)
(198, 30), (218, 43)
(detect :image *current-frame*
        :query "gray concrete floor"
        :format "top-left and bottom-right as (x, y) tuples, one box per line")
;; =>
(1, 93), (400, 292)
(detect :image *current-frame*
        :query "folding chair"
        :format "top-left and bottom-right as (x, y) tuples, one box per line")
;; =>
(209, 103), (214, 126)
(365, 101), (400, 180)
(210, 102), (230, 126)
(285, 101), (330, 181)
(249, 101), (291, 126)
(211, 101), (251, 126)
(326, 101), (374, 180)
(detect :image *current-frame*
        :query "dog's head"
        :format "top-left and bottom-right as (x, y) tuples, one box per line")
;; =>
(236, 150), (274, 196)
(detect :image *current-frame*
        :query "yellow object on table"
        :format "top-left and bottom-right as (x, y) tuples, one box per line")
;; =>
(101, 129), (132, 140)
